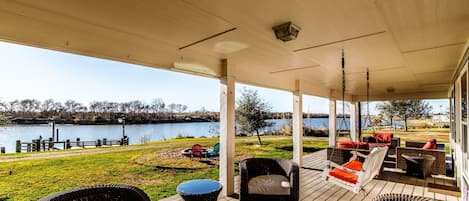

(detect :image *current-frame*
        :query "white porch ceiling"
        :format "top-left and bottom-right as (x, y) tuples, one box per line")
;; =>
(0, 0), (468, 101)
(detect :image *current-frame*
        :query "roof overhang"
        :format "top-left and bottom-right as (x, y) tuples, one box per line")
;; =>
(0, 0), (468, 101)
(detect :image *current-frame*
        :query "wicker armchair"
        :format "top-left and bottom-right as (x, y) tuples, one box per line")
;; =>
(396, 141), (446, 175)
(38, 184), (151, 201)
(239, 158), (299, 201)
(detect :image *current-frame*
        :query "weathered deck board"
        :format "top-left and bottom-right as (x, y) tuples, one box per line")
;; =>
(160, 149), (460, 201)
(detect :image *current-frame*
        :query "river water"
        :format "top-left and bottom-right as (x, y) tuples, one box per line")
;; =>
(0, 118), (348, 153)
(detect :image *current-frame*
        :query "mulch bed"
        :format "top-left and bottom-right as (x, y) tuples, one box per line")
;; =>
(132, 148), (251, 170)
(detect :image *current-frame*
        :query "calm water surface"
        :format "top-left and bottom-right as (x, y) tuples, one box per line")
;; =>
(0, 118), (345, 153)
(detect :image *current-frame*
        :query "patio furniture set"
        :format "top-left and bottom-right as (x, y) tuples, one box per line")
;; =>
(181, 143), (220, 159)
(39, 134), (445, 201)
(329, 133), (445, 179)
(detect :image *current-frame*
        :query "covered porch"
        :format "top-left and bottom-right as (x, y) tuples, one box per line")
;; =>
(0, 0), (468, 200)
(161, 150), (461, 201)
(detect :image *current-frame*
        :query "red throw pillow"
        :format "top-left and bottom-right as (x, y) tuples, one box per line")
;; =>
(338, 141), (353, 149)
(422, 139), (437, 149)
(373, 133), (392, 143)
(338, 141), (369, 149)
(328, 160), (363, 184)
(381, 133), (392, 142)
(373, 133), (385, 142)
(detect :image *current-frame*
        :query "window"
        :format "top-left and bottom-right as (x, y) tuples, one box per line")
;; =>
(451, 90), (456, 141)
(461, 72), (467, 123)
(458, 70), (468, 174)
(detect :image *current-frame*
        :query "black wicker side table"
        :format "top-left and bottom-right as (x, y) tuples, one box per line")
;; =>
(176, 179), (222, 201)
(372, 193), (434, 201)
(401, 153), (435, 179)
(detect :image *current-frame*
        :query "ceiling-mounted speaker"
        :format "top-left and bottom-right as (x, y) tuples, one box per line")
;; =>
(272, 22), (301, 42)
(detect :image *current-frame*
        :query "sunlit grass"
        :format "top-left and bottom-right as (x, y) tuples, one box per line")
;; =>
(0, 138), (327, 201)
(0, 128), (450, 200)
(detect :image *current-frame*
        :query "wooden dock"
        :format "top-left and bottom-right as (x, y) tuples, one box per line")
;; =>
(161, 149), (461, 201)
(15, 137), (128, 153)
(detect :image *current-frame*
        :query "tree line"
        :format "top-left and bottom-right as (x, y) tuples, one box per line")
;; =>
(0, 98), (218, 124)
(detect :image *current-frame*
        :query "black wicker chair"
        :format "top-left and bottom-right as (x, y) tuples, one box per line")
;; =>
(239, 158), (299, 201)
(38, 184), (151, 201)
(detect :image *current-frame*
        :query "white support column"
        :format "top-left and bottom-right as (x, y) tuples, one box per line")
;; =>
(292, 80), (303, 167)
(329, 97), (337, 147)
(350, 102), (357, 142)
(219, 59), (235, 196)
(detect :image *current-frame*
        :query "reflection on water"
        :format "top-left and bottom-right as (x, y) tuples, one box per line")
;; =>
(0, 118), (341, 153)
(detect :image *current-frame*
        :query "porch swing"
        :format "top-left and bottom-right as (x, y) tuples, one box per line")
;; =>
(322, 50), (388, 194)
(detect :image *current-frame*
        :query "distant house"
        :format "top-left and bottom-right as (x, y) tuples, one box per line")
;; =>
(432, 114), (450, 123)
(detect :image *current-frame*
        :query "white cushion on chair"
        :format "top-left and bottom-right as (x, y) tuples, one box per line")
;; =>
(248, 174), (290, 195)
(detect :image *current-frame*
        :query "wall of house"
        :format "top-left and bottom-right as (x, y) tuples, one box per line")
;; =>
(450, 45), (469, 201)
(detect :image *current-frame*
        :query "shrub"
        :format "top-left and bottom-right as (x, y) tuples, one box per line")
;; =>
(0, 115), (10, 125)
(175, 133), (195, 139)
(304, 127), (328, 137)
(139, 135), (151, 144)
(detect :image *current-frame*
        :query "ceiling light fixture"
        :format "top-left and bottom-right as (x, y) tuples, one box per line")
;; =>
(272, 22), (301, 42)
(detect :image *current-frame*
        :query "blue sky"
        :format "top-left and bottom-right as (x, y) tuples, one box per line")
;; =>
(0, 41), (448, 114)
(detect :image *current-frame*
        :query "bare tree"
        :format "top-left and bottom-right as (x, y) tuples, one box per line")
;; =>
(129, 100), (144, 114)
(175, 104), (188, 113)
(89, 101), (103, 113)
(52, 102), (64, 113)
(19, 99), (41, 114)
(41, 99), (55, 112)
(151, 98), (165, 118)
(118, 102), (131, 113)
(64, 100), (83, 113)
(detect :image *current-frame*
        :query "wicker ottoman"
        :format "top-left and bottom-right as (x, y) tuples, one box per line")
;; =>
(372, 193), (434, 201)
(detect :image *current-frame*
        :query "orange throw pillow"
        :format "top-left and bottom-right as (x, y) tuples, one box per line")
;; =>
(344, 160), (363, 171)
(422, 139), (437, 149)
(328, 160), (363, 184)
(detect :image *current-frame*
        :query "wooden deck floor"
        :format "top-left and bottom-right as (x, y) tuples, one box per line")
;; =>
(161, 149), (461, 201)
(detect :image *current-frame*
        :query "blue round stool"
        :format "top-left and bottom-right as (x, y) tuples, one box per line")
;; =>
(176, 179), (222, 201)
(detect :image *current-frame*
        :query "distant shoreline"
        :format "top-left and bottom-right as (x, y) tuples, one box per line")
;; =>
(5, 114), (346, 126)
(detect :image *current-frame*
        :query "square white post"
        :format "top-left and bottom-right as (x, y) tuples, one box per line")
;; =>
(219, 59), (235, 196)
(350, 102), (357, 142)
(292, 80), (303, 166)
(329, 98), (337, 147)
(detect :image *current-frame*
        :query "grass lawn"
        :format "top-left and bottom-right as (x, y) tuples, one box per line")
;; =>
(0, 137), (328, 201)
(0, 128), (451, 200)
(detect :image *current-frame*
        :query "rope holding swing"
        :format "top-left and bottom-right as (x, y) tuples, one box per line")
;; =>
(338, 49), (349, 134)
(329, 49), (358, 161)
(363, 68), (373, 130)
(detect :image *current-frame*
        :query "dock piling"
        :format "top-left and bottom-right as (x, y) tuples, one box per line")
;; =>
(48, 137), (53, 150)
(66, 139), (71, 149)
(16, 140), (21, 153)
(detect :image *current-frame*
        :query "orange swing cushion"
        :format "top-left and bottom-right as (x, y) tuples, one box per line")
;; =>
(328, 160), (363, 184)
